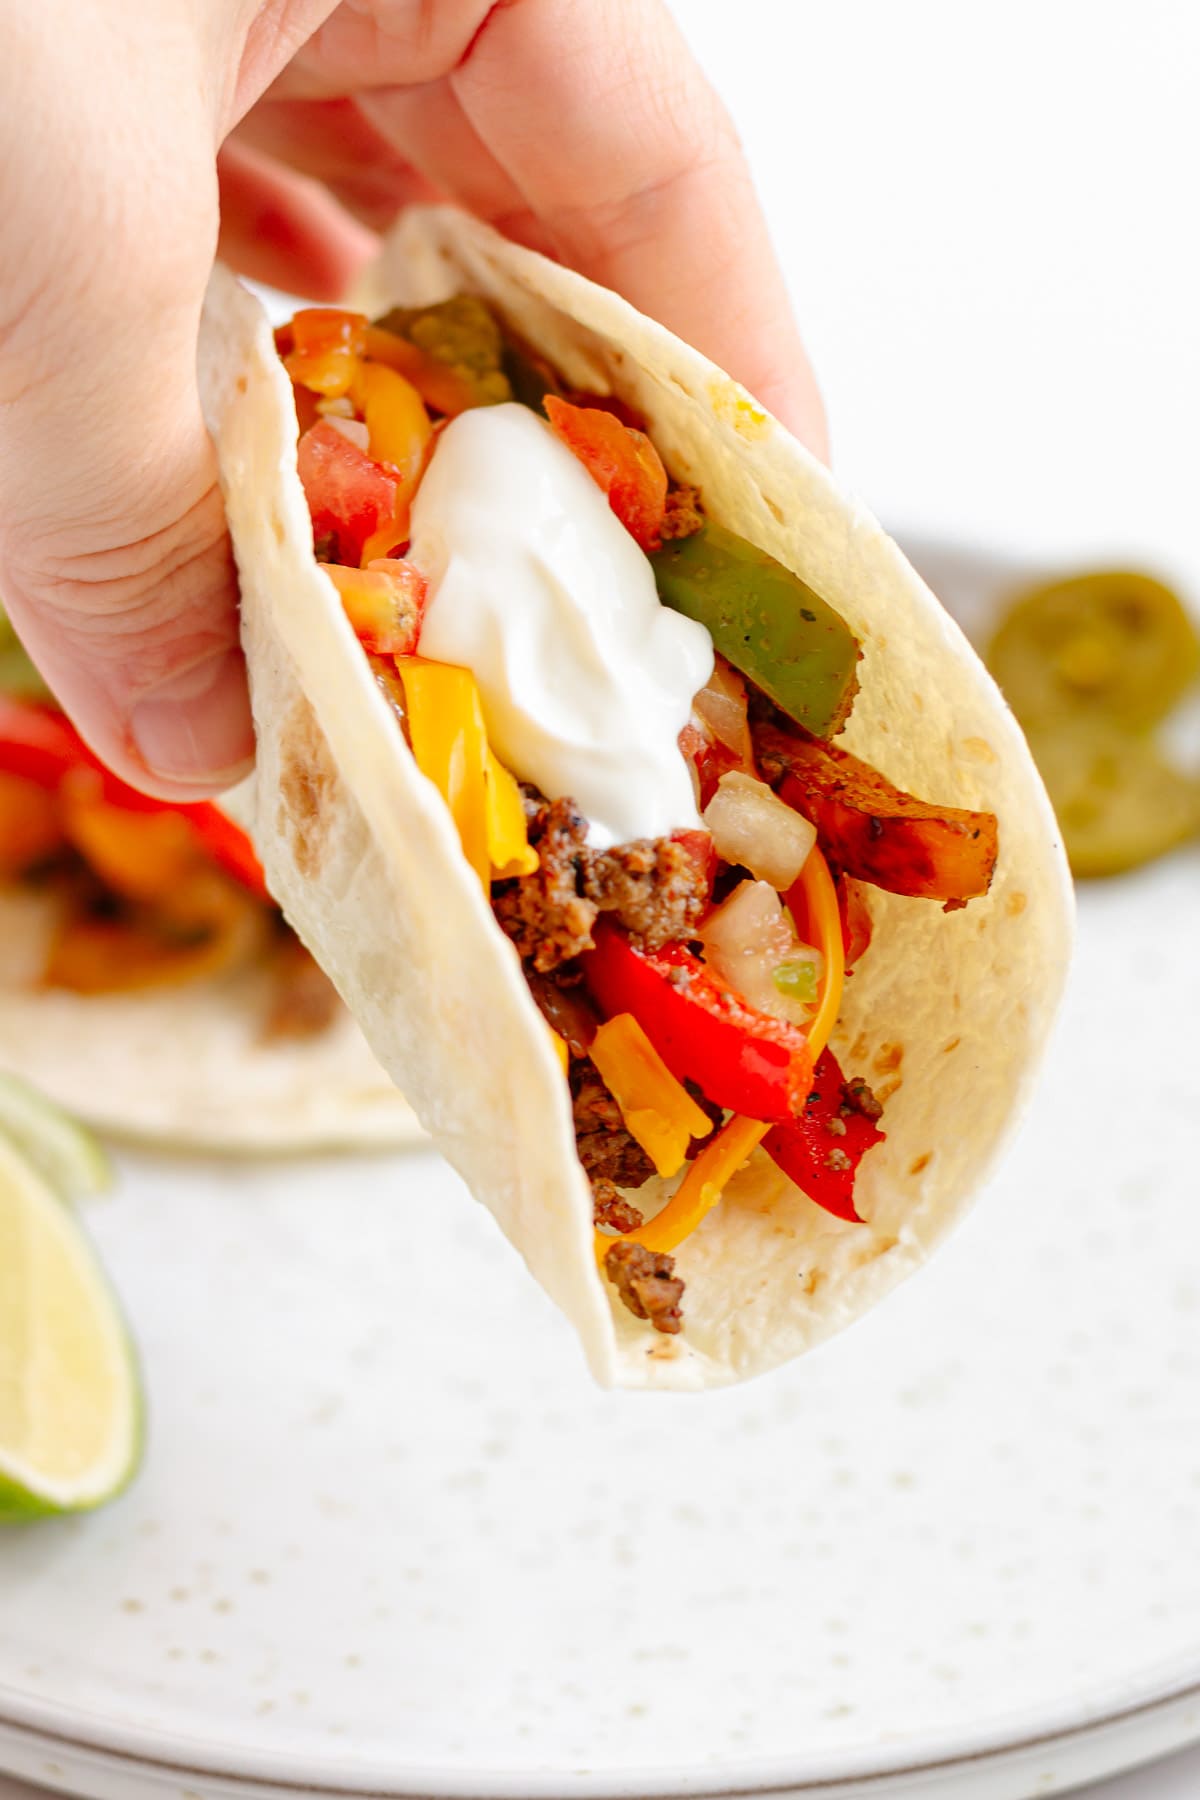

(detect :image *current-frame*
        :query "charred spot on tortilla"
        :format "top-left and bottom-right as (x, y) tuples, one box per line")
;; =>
(277, 695), (341, 880)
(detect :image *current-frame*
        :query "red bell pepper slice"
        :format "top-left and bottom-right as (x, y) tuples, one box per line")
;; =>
(544, 396), (668, 553)
(763, 1046), (885, 1222)
(581, 918), (813, 1123)
(297, 421), (405, 566)
(0, 698), (269, 901)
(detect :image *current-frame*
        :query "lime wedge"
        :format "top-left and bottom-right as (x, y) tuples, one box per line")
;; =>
(0, 1073), (112, 1203)
(0, 1135), (141, 1519)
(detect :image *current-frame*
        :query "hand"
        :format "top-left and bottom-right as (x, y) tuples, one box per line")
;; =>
(0, 0), (827, 798)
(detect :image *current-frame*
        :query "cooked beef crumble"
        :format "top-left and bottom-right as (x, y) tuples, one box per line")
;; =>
(493, 789), (710, 972)
(571, 1061), (656, 1189)
(583, 837), (707, 949)
(494, 795), (596, 971)
(603, 1241), (685, 1334)
(592, 1179), (645, 1235)
(660, 484), (704, 541)
(841, 1075), (884, 1121)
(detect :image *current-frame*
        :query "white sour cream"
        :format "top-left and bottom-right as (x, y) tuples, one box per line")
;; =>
(409, 404), (713, 850)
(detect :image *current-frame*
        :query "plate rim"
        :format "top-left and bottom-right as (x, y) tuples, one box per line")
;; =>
(4, 1645), (1200, 1799)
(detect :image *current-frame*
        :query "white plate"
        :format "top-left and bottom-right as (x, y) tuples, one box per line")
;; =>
(2, 546), (1199, 1800)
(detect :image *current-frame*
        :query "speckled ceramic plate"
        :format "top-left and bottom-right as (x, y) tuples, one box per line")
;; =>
(1, 546), (1199, 1800)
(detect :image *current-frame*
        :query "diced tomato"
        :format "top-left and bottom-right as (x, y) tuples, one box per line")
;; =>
(544, 396), (668, 553)
(757, 722), (999, 903)
(581, 919), (813, 1123)
(325, 561), (428, 655)
(764, 1047), (885, 1222)
(297, 421), (405, 567)
(679, 720), (755, 809)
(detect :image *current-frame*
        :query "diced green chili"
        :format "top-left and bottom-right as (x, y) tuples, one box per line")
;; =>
(372, 296), (512, 407)
(772, 959), (819, 1004)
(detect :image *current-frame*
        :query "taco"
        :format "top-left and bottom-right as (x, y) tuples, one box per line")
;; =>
(198, 206), (1072, 1386)
(0, 630), (422, 1151)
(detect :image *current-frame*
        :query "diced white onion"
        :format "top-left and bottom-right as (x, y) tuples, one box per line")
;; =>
(325, 415), (370, 451)
(693, 658), (751, 755)
(703, 771), (816, 889)
(697, 879), (821, 1027)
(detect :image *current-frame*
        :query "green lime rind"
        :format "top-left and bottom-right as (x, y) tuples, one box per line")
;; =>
(0, 1139), (143, 1522)
(0, 1072), (113, 1203)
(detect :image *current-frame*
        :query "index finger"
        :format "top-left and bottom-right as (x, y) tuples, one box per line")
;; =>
(454, 0), (828, 456)
(280, 0), (828, 458)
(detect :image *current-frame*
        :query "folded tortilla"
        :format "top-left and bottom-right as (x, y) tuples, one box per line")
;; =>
(199, 206), (1072, 1386)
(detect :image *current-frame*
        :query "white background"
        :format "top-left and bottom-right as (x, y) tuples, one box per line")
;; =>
(2, 3), (1197, 1799)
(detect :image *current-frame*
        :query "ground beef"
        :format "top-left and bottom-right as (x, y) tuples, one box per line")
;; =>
(841, 1076), (884, 1121)
(660, 484), (704, 541)
(494, 790), (711, 972)
(603, 1241), (685, 1334)
(526, 967), (599, 1057)
(571, 1061), (656, 1189)
(583, 837), (708, 950)
(592, 1180), (645, 1234)
(493, 795), (597, 972)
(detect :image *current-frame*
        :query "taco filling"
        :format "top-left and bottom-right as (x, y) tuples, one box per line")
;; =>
(275, 300), (1000, 1336)
(0, 680), (336, 1037)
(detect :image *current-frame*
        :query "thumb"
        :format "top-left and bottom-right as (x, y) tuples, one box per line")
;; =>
(0, 33), (253, 800)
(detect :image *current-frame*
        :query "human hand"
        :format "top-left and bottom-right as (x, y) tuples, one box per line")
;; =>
(0, 0), (827, 798)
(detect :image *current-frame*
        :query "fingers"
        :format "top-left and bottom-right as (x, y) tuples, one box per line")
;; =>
(281, 0), (828, 458)
(0, 18), (255, 797)
(217, 136), (378, 297)
(229, 97), (439, 233)
(458, 0), (829, 457)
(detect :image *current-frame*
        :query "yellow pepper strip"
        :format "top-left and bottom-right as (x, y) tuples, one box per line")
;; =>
(349, 363), (433, 563)
(594, 846), (844, 1260)
(485, 749), (538, 879)
(351, 363), (431, 478)
(590, 1012), (714, 1180)
(395, 658), (490, 892)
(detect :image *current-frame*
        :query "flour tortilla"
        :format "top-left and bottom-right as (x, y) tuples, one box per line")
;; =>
(0, 775), (423, 1153)
(199, 206), (1072, 1386)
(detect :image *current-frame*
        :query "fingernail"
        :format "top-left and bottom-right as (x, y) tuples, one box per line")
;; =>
(130, 648), (255, 785)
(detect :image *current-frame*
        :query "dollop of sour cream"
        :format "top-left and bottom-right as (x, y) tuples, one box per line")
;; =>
(409, 404), (713, 850)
